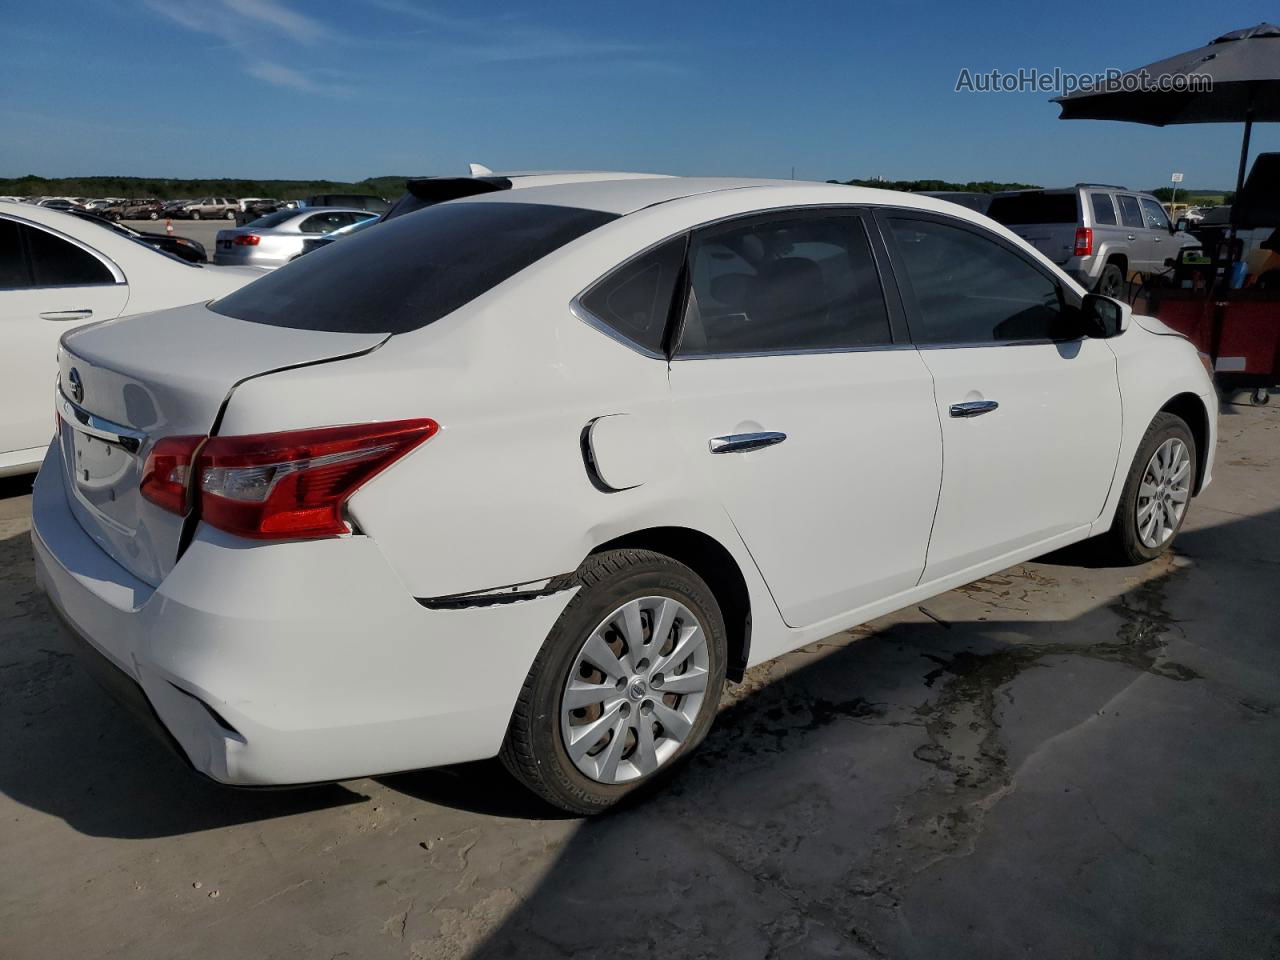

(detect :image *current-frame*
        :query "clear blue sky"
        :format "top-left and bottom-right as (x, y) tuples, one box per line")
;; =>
(2, 0), (1276, 191)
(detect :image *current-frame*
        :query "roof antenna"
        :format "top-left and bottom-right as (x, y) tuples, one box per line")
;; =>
(468, 162), (494, 176)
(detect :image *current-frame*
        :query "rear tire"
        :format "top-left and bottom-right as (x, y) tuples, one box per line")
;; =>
(1095, 263), (1124, 299)
(500, 549), (728, 815)
(1099, 412), (1196, 565)
(225, 210), (235, 219)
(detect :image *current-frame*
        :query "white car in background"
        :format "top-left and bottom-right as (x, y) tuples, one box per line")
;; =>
(0, 202), (265, 476)
(32, 178), (1216, 814)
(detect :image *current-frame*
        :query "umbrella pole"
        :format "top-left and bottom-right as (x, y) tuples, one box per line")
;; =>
(1234, 115), (1254, 205)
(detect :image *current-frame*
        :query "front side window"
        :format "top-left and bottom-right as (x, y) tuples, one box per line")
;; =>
(1091, 193), (1117, 225)
(579, 236), (686, 355)
(888, 217), (1071, 344)
(213, 201), (617, 334)
(677, 214), (890, 356)
(24, 225), (114, 287)
(0, 219), (30, 288)
(1141, 198), (1171, 231)
(1117, 195), (1144, 229)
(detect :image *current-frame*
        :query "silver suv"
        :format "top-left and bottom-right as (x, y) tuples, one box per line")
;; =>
(987, 184), (1199, 297)
(180, 197), (238, 220)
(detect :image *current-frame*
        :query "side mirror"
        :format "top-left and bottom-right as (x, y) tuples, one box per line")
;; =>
(1080, 293), (1130, 338)
(1174, 217), (1189, 233)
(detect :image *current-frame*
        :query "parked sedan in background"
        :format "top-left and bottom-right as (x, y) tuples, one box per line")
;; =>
(214, 208), (379, 268)
(0, 201), (263, 476)
(69, 210), (208, 263)
(31, 178), (1216, 814)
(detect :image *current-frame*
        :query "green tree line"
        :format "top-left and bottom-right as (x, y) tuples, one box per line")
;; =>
(0, 174), (412, 200)
(829, 178), (1040, 192)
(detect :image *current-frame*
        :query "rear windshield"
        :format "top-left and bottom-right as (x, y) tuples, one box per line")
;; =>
(212, 201), (617, 334)
(246, 210), (297, 228)
(987, 193), (1078, 225)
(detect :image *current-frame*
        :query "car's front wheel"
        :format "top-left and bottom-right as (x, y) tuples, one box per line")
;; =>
(1101, 412), (1196, 564)
(501, 549), (727, 815)
(191, 210), (201, 220)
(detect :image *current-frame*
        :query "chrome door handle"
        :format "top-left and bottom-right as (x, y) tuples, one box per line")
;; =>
(949, 400), (999, 418)
(40, 309), (93, 322)
(1126, 234), (1136, 241)
(709, 431), (787, 453)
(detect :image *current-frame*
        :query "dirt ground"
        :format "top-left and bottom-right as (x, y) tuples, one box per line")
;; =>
(1, 400), (1277, 960)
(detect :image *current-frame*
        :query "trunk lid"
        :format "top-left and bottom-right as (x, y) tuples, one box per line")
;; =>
(56, 303), (387, 586)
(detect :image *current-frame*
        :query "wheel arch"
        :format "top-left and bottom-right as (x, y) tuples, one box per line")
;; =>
(1105, 251), (1128, 276)
(1160, 392), (1210, 495)
(589, 526), (752, 682)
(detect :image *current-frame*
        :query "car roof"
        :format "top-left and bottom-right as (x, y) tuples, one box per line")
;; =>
(452, 176), (983, 218)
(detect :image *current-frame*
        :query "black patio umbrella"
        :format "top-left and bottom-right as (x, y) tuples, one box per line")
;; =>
(1054, 23), (1280, 203)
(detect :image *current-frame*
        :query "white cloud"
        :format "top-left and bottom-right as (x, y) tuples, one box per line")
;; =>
(144, 0), (344, 94)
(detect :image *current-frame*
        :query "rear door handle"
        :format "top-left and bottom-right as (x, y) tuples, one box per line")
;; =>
(709, 431), (787, 453)
(1127, 234), (1136, 241)
(949, 400), (999, 418)
(40, 309), (93, 322)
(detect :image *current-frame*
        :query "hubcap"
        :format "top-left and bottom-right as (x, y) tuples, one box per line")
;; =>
(560, 596), (710, 784)
(1136, 437), (1191, 548)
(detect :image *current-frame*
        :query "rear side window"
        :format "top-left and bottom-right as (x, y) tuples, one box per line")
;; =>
(213, 201), (617, 334)
(25, 225), (114, 286)
(987, 192), (1077, 225)
(0, 219), (29, 288)
(1117, 195), (1144, 229)
(578, 236), (686, 355)
(678, 213), (890, 356)
(1091, 193), (1117, 225)
(888, 217), (1071, 344)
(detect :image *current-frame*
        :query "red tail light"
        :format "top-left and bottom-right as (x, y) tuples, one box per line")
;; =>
(1074, 227), (1093, 257)
(140, 435), (205, 514)
(233, 234), (261, 246)
(140, 420), (437, 540)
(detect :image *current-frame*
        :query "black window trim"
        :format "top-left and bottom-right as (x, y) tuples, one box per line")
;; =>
(0, 214), (125, 291)
(874, 207), (1083, 350)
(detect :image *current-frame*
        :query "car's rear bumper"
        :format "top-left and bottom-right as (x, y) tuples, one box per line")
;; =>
(31, 448), (575, 786)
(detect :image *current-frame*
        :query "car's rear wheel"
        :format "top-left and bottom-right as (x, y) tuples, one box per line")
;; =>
(1100, 412), (1196, 564)
(1095, 263), (1124, 299)
(225, 210), (235, 219)
(500, 549), (727, 815)
(148, 210), (159, 220)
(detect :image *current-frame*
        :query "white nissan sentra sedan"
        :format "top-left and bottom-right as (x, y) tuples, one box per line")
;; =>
(32, 177), (1216, 814)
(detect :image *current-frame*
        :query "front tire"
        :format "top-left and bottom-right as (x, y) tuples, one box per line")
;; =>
(1100, 412), (1196, 564)
(500, 549), (728, 815)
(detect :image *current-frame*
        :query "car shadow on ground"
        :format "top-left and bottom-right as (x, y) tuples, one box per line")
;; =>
(454, 505), (1279, 959)
(1, 502), (1277, 958)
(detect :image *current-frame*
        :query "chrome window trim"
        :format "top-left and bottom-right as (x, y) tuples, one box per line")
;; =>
(672, 342), (915, 361)
(0, 213), (126, 285)
(569, 297), (668, 360)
